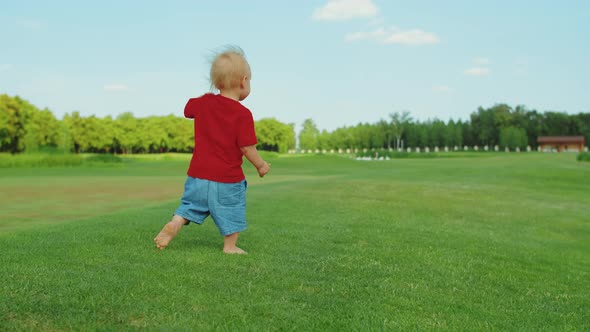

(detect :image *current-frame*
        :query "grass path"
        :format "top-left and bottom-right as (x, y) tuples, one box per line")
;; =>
(1, 153), (589, 330)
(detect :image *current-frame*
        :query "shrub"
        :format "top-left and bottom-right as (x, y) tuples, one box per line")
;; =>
(577, 152), (590, 162)
(0, 153), (83, 167)
(85, 154), (123, 163)
(0, 153), (125, 168)
(42, 155), (85, 167)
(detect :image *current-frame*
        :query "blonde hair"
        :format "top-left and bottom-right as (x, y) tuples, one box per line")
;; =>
(209, 46), (250, 91)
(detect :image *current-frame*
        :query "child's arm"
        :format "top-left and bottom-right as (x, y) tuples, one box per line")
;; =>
(240, 145), (270, 177)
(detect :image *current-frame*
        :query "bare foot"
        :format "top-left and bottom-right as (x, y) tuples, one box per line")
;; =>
(154, 222), (176, 250)
(154, 217), (185, 250)
(222, 232), (246, 254)
(223, 247), (248, 255)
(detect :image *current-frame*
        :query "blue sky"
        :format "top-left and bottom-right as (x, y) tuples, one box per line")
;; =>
(1, 0), (589, 132)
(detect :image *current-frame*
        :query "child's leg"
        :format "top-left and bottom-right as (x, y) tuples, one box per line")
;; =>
(154, 215), (188, 250)
(223, 232), (247, 254)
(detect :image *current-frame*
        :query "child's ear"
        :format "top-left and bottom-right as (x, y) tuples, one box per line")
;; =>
(240, 76), (248, 87)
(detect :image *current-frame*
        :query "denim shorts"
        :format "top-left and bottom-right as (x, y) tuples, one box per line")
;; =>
(174, 176), (247, 236)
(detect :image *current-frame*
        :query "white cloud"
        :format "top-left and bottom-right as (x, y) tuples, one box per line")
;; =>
(474, 57), (491, 65)
(0, 64), (12, 72)
(346, 27), (439, 45)
(103, 84), (129, 91)
(464, 67), (490, 76)
(313, 0), (378, 21)
(433, 85), (453, 93)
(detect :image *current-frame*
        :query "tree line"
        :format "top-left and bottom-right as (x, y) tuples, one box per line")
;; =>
(299, 105), (590, 151)
(0, 94), (295, 154)
(1, 94), (588, 154)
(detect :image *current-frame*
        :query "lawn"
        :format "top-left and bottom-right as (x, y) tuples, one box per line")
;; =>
(1, 153), (589, 330)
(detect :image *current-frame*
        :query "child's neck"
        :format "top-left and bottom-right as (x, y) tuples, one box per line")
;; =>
(220, 89), (240, 101)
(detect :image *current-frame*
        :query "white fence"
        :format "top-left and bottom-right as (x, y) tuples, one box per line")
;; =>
(288, 145), (589, 155)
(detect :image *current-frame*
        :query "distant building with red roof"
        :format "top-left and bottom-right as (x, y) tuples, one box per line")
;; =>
(537, 136), (585, 152)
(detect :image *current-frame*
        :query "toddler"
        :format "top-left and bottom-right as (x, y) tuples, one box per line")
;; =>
(154, 46), (270, 254)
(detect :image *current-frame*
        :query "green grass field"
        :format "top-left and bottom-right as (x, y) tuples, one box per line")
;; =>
(1, 153), (589, 330)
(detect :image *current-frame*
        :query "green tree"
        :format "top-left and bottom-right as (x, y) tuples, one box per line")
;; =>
(430, 119), (446, 148)
(353, 123), (373, 149)
(492, 104), (513, 132)
(390, 111), (412, 149)
(329, 126), (354, 150)
(403, 123), (418, 149)
(172, 119), (194, 152)
(299, 118), (319, 150)
(444, 120), (456, 148)
(5, 93), (590, 155)
(542, 112), (574, 136)
(470, 106), (496, 146)
(418, 123), (429, 148)
(23, 128), (40, 153)
(157, 115), (183, 152)
(91, 116), (114, 153)
(137, 116), (168, 153)
(453, 120), (464, 148)
(0, 95), (28, 153)
(20, 108), (60, 152)
(369, 122), (385, 149)
(255, 118), (295, 153)
(574, 113), (590, 148)
(57, 121), (73, 153)
(377, 119), (392, 149)
(524, 109), (543, 147)
(0, 95), (61, 153)
(499, 126), (527, 149)
(512, 105), (528, 130)
(317, 129), (331, 150)
(461, 121), (475, 147)
(113, 112), (138, 154)
(63, 111), (85, 153)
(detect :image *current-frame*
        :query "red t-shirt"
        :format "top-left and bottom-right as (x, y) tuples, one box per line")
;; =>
(184, 93), (258, 183)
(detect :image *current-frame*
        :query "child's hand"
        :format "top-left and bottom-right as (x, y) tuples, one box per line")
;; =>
(257, 161), (271, 178)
